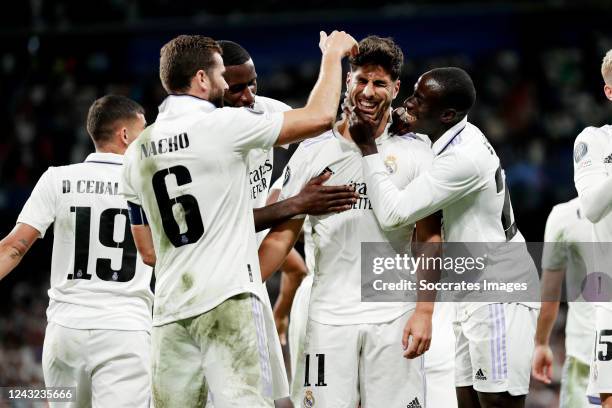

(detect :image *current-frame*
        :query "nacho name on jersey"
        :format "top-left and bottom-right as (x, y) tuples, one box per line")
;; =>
(140, 132), (190, 159)
(61, 179), (119, 195)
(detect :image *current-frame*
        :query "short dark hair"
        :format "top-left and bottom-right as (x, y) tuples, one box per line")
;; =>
(218, 40), (251, 66)
(427, 67), (476, 113)
(159, 35), (222, 93)
(86, 95), (144, 146)
(349, 36), (403, 81)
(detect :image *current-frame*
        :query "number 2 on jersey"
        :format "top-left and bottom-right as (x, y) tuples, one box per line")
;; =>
(152, 165), (204, 247)
(494, 166), (518, 241)
(70, 206), (137, 282)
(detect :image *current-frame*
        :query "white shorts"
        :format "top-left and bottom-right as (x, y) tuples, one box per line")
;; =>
(152, 293), (273, 408)
(424, 302), (457, 407)
(588, 306), (612, 396)
(42, 322), (150, 408)
(454, 303), (537, 396)
(288, 274), (313, 408)
(300, 310), (425, 408)
(559, 356), (591, 408)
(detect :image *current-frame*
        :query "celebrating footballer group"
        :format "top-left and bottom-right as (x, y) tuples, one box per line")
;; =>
(0, 27), (611, 408)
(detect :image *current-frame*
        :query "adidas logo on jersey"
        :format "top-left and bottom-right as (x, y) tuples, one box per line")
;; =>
(604, 153), (612, 164)
(475, 368), (487, 380)
(407, 397), (422, 408)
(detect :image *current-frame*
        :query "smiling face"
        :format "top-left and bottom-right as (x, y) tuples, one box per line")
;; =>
(400, 73), (447, 136)
(347, 64), (400, 123)
(223, 59), (257, 108)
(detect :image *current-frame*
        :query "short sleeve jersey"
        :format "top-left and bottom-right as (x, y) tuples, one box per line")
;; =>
(278, 125), (434, 325)
(541, 198), (595, 364)
(122, 95), (283, 326)
(17, 152), (154, 331)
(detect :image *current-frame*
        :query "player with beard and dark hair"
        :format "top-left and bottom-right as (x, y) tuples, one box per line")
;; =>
(349, 67), (540, 408)
(122, 32), (358, 408)
(259, 35), (441, 408)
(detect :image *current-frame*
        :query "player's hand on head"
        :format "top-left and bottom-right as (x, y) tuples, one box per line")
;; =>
(531, 344), (554, 384)
(321, 30), (358, 58)
(294, 171), (358, 215)
(389, 106), (412, 136)
(402, 309), (432, 359)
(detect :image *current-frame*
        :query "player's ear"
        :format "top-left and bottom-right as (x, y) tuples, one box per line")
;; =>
(605, 84), (612, 101)
(194, 69), (208, 91)
(440, 108), (457, 124)
(121, 127), (129, 146)
(346, 71), (352, 87)
(392, 80), (401, 100)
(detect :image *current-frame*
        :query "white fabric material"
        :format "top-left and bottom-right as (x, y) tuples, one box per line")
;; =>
(247, 96), (292, 246)
(42, 322), (150, 408)
(17, 153), (153, 331)
(361, 118), (540, 316)
(288, 274), (313, 407)
(541, 198), (596, 364)
(302, 312), (426, 408)
(122, 94), (283, 326)
(278, 126), (432, 325)
(573, 124), (612, 312)
(588, 306), (612, 395)
(454, 303), (537, 395)
(424, 302), (458, 407)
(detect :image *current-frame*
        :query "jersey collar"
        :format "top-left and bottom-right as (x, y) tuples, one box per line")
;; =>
(158, 94), (217, 117)
(431, 116), (468, 156)
(84, 152), (124, 165)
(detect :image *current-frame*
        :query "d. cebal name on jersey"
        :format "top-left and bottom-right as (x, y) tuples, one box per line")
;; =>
(249, 159), (273, 200)
(62, 179), (119, 195)
(140, 132), (189, 159)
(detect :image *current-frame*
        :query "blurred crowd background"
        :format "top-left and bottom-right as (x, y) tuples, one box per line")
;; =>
(1, 1), (611, 407)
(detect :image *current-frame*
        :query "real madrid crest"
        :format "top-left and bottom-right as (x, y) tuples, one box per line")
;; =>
(303, 389), (315, 407)
(384, 155), (397, 174)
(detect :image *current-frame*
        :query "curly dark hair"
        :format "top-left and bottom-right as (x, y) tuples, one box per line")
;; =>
(349, 36), (404, 80)
(159, 35), (222, 93)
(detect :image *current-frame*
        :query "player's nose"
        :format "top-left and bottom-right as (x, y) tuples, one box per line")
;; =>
(241, 87), (255, 107)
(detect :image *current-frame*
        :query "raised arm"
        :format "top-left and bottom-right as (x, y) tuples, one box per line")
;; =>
(275, 31), (358, 146)
(0, 224), (40, 280)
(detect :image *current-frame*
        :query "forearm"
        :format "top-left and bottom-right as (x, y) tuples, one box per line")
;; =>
(273, 268), (305, 321)
(275, 51), (343, 146)
(0, 225), (38, 281)
(304, 50), (344, 125)
(258, 219), (303, 281)
(253, 198), (301, 232)
(535, 301), (560, 345)
(0, 245), (25, 280)
(536, 268), (564, 345)
(577, 176), (612, 223)
(362, 155), (438, 230)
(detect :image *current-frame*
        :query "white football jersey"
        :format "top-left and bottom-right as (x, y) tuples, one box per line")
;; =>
(362, 117), (540, 315)
(542, 198), (595, 364)
(247, 96), (291, 246)
(278, 125), (433, 325)
(122, 95), (283, 326)
(573, 124), (612, 311)
(17, 152), (154, 331)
